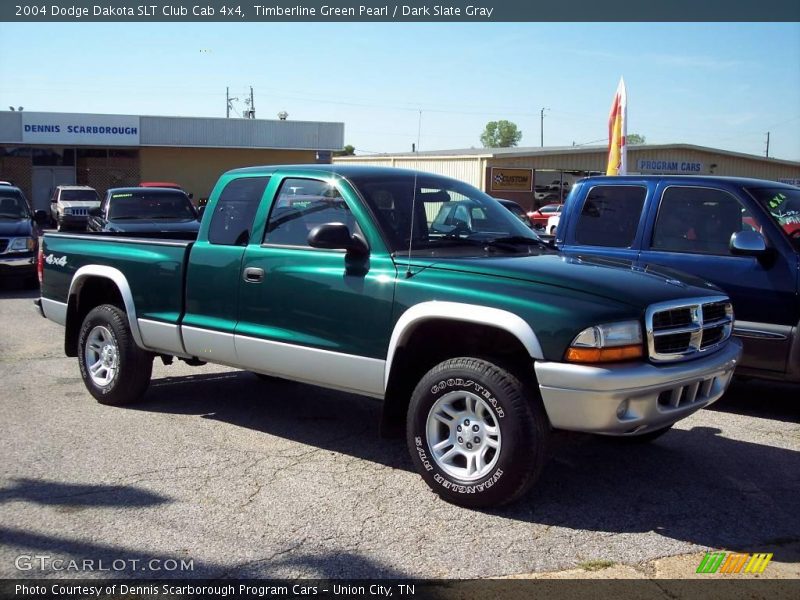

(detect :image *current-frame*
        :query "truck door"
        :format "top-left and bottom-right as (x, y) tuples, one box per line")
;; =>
(182, 175), (272, 364)
(638, 183), (797, 375)
(234, 175), (397, 398)
(559, 183), (649, 265)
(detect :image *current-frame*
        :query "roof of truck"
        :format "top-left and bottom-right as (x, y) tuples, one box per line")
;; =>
(225, 164), (453, 179)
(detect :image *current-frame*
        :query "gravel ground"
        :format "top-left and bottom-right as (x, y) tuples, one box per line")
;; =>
(0, 280), (798, 580)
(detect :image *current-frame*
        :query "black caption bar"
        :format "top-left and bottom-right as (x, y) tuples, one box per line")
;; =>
(1, 579), (800, 600)
(2, 0), (800, 22)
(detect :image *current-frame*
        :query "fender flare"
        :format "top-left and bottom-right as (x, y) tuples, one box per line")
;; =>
(384, 301), (544, 389)
(68, 265), (147, 350)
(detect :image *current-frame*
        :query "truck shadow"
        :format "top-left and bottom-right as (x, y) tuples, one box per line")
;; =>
(136, 370), (800, 551)
(141, 371), (413, 473)
(0, 478), (169, 508)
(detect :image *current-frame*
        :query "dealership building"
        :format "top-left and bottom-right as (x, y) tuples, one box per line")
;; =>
(334, 144), (800, 211)
(0, 111), (344, 212)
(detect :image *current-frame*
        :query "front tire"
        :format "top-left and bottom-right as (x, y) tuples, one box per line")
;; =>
(406, 357), (550, 508)
(77, 304), (153, 405)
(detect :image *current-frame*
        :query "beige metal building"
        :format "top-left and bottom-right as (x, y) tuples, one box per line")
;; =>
(0, 111), (344, 212)
(334, 144), (800, 211)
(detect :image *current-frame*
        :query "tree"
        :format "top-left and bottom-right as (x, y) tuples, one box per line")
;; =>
(480, 120), (522, 148)
(333, 144), (355, 156)
(627, 133), (646, 145)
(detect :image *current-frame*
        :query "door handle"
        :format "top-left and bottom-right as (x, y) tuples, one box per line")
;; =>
(243, 267), (265, 283)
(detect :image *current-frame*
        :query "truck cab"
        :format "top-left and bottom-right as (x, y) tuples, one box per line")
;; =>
(556, 176), (800, 382)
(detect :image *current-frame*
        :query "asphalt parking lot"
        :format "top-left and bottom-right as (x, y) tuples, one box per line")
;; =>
(0, 280), (798, 580)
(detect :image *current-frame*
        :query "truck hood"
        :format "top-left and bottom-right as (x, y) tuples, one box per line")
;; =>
(60, 200), (100, 209)
(414, 253), (722, 308)
(0, 218), (34, 237)
(107, 219), (200, 233)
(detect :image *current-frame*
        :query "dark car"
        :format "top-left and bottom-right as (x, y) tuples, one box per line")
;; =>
(0, 186), (47, 286)
(87, 187), (201, 235)
(496, 198), (534, 228)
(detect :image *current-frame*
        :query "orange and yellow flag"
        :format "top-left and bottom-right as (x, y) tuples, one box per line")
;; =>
(606, 77), (627, 175)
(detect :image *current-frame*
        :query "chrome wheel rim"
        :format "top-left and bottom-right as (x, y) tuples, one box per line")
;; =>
(84, 326), (118, 387)
(426, 391), (502, 482)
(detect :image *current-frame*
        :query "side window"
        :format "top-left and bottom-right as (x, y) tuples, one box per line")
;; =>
(264, 178), (356, 247)
(208, 176), (270, 246)
(652, 187), (752, 255)
(575, 185), (647, 247)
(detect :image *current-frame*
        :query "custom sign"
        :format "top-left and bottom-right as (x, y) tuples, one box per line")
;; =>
(490, 168), (533, 192)
(636, 159), (703, 174)
(21, 113), (140, 146)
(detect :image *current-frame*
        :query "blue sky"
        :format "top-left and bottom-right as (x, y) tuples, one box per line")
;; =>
(2, 22), (799, 160)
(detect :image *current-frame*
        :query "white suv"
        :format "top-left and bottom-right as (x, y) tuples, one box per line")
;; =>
(50, 186), (101, 231)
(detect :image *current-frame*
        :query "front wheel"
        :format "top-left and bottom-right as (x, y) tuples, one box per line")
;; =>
(406, 357), (550, 508)
(77, 304), (153, 405)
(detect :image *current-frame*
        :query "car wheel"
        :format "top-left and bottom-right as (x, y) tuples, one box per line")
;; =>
(406, 357), (550, 508)
(549, 225), (557, 235)
(77, 304), (153, 405)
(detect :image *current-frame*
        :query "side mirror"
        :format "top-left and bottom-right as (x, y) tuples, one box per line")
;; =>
(308, 223), (368, 256)
(730, 230), (767, 256)
(197, 205), (206, 219)
(33, 210), (49, 226)
(88, 207), (102, 217)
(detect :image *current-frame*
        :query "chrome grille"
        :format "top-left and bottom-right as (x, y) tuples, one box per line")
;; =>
(0, 239), (8, 253)
(68, 208), (88, 216)
(646, 296), (733, 362)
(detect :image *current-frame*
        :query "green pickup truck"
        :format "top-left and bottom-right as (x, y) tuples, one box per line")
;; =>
(37, 165), (742, 508)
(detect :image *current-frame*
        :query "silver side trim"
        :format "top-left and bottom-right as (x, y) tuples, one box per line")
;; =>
(68, 265), (148, 350)
(235, 334), (385, 398)
(385, 301), (544, 389)
(182, 326), (237, 364)
(46, 232), (192, 248)
(733, 320), (791, 341)
(41, 297), (67, 326)
(138, 319), (190, 357)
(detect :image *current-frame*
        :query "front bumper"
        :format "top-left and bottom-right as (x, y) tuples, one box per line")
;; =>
(58, 214), (89, 229)
(0, 253), (36, 277)
(534, 339), (742, 435)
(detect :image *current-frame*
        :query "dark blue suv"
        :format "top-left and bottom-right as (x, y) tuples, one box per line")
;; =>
(556, 176), (800, 383)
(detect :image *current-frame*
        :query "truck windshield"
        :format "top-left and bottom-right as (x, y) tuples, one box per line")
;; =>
(349, 173), (539, 253)
(109, 191), (197, 220)
(0, 192), (30, 219)
(62, 189), (100, 202)
(746, 187), (800, 247)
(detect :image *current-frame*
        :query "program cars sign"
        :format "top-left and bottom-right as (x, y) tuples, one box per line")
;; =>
(21, 113), (140, 146)
(490, 168), (533, 192)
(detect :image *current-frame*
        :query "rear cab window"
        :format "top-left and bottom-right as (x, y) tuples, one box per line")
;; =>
(208, 177), (270, 246)
(575, 185), (647, 247)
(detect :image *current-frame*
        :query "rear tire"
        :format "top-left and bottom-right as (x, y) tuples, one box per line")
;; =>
(406, 357), (550, 509)
(77, 304), (153, 405)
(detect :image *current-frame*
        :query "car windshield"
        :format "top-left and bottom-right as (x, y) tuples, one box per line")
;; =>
(746, 187), (800, 247)
(350, 173), (540, 254)
(62, 189), (100, 202)
(108, 191), (197, 220)
(0, 193), (30, 219)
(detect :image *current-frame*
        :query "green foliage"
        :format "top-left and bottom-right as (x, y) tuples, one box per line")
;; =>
(627, 133), (646, 145)
(480, 120), (523, 148)
(333, 144), (356, 156)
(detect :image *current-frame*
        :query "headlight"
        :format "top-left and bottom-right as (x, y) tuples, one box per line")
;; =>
(565, 320), (643, 363)
(62, 207), (72, 215)
(7, 237), (35, 253)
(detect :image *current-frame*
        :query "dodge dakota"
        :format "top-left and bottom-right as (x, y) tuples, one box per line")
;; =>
(37, 165), (742, 508)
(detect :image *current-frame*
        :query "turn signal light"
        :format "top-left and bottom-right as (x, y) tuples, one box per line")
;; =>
(37, 248), (44, 285)
(565, 344), (643, 363)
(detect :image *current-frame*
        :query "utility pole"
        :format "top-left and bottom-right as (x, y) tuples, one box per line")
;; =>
(249, 86), (255, 119)
(540, 107), (549, 147)
(226, 87), (238, 118)
(765, 131), (770, 158)
(416, 110), (422, 153)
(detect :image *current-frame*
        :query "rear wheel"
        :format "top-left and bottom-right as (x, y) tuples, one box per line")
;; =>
(77, 304), (153, 405)
(406, 357), (550, 508)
